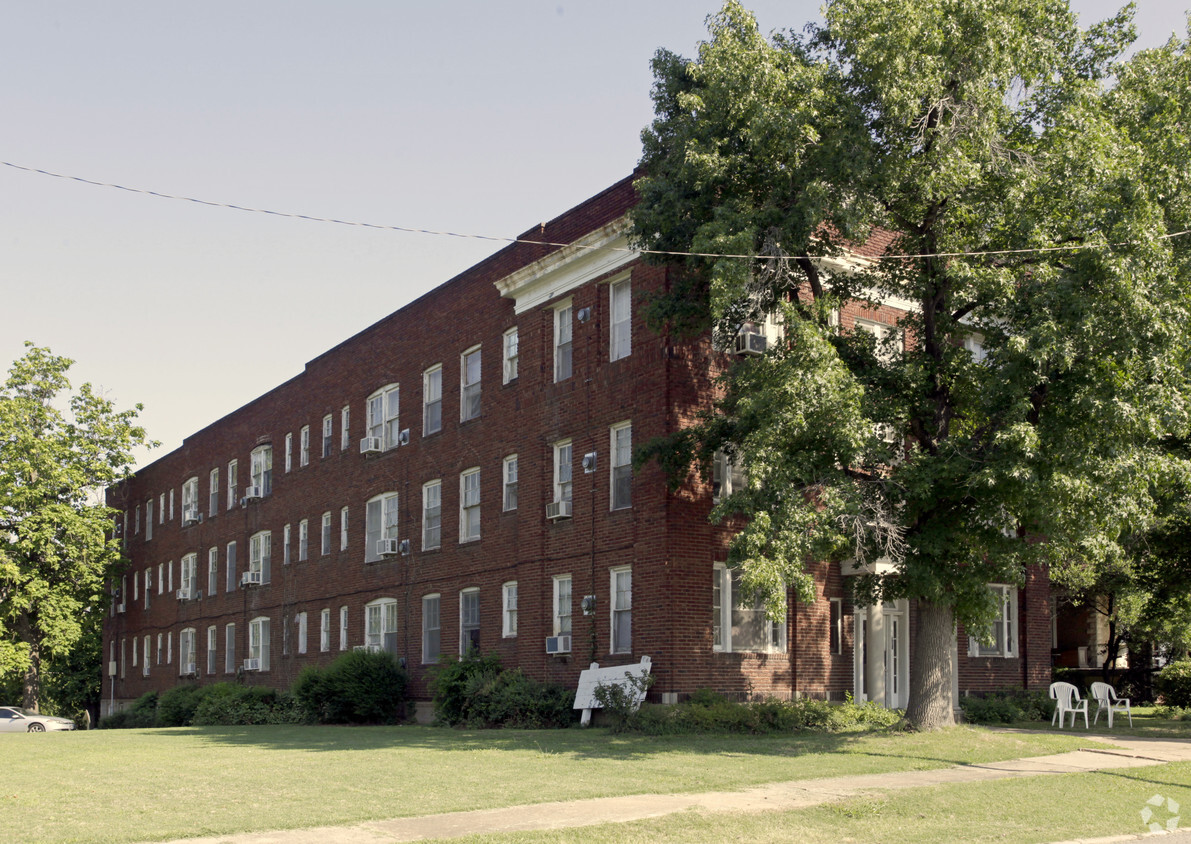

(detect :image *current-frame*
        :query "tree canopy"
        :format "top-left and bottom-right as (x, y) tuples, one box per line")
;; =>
(0, 343), (154, 711)
(632, 0), (1191, 728)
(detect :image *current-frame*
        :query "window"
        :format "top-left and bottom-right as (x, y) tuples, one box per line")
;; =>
(321, 512), (332, 555)
(141, 636), (150, 676)
(120, 638), (125, 679)
(855, 318), (904, 364)
(367, 384), (401, 450)
(156, 633), (162, 664)
(422, 594), (441, 663)
(503, 455), (518, 511)
(459, 469), (480, 542)
(503, 327), (519, 383)
(460, 346), (481, 421)
(247, 445), (271, 498)
(283, 523), (291, 565)
(460, 588), (480, 654)
(611, 422), (631, 510)
(365, 492), (400, 563)
(322, 414), (333, 458)
(712, 451), (745, 503)
(285, 432), (293, 473)
(226, 541), (237, 593)
(179, 629), (196, 675)
(423, 365), (442, 435)
(208, 547), (218, 596)
(179, 553), (197, 598)
(181, 477), (199, 524)
(168, 560), (173, 593)
(162, 492), (168, 522)
(339, 606), (348, 651)
(422, 481), (441, 550)
(299, 519), (309, 561)
(300, 426), (310, 466)
(227, 459), (239, 510)
(207, 626), (217, 675)
(157, 563), (164, 595)
(144, 569), (151, 609)
(553, 441), (572, 503)
(969, 585), (1019, 658)
(553, 575), (572, 638)
(341, 406), (350, 450)
(320, 609), (330, 652)
(249, 531), (271, 584)
(712, 565), (786, 653)
(208, 468), (219, 517)
(340, 506), (349, 551)
(609, 276), (632, 360)
(830, 598), (843, 656)
(135, 504), (140, 534)
(611, 567), (632, 654)
(225, 624), (236, 673)
(554, 303), (573, 382)
(365, 598), (398, 653)
(296, 612), (307, 654)
(167, 631), (172, 665)
(132, 635), (137, 669)
(503, 582), (518, 638)
(146, 499), (152, 541)
(248, 617), (271, 671)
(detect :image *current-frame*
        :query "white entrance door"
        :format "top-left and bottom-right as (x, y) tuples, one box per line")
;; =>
(854, 600), (910, 709)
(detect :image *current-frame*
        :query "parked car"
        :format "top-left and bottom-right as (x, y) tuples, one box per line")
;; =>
(0, 707), (76, 732)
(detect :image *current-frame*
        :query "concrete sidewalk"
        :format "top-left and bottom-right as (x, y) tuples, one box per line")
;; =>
(154, 733), (1191, 844)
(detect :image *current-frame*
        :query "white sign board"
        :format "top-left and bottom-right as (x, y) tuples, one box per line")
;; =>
(573, 656), (652, 726)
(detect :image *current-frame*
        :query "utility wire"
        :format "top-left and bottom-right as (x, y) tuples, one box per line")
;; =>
(4, 159), (1188, 263)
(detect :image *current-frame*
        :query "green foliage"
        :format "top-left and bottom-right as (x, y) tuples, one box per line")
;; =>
(99, 691), (158, 729)
(592, 671), (655, 732)
(157, 683), (208, 727)
(292, 650), (408, 724)
(616, 692), (902, 735)
(190, 683), (301, 726)
(429, 651), (578, 728)
(1155, 661), (1191, 708)
(959, 689), (1055, 725)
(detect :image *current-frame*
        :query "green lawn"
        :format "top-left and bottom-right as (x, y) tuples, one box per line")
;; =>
(5, 725), (1088, 844)
(1002, 704), (1191, 740)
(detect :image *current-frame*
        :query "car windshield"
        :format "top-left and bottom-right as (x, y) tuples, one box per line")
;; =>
(4, 708), (35, 716)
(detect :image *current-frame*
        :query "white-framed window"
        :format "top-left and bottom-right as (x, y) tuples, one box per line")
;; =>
(249, 530), (271, 584)
(610, 275), (631, 361)
(208, 547), (218, 596)
(320, 608), (331, 652)
(248, 616), (271, 671)
(460, 346), (481, 421)
(225, 623), (236, 673)
(341, 406), (350, 450)
(168, 560), (173, 593)
(156, 633), (162, 664)
(712, 450), (744, 503)
(503, 327), (519, 383)
(339, 606), (348, 651)
(167, 491), (173, 521)
(299, 519), (309, 561)
(423, 365), (442, 435)
(158, 493), (165, 524)
(610, 422), (632, 510)
(365, 598), (398, 653)
(250, 445), (273, 497)
(367, 384), (401, 450)
(227, 460), (238, 510)
(422, 594), (441, 663)
(181, 477), (199, 524)
(340, 506), (349, 551)
(157, 563), (164, 595)
(208, 468), (219, 517)
(459, 469), (480, 542)
(144, 569), (151, 609)
(296, 612), (308, 654)
(968, 584), (1019, 658)
(146, 499), (153, 541)
(855, 317), (904, 364)
(167, 631), (172, 664)
(553, 575), (572, 637)
(553, 440), (572, 503)
(502, 582), (518, 638)
(285, 432), (293, 473)
(321, 512), (332, 555)
(712, 564), (786, 653)
(179, 628), (196, 675)
(322, 414), (333, 458)
(132, 635), (138, 669)
(460, 588), (480, 654)
(611, 566), (632, 654)
(207, 626), (217, 675)
(225, 541), (237, 593)
(135, 504), (141, 534)
(283, 523), (291, 565)
(365, 492), (400, 563)
(503, 455), (518, 511)
(180, 553), (197, 598)
(423, 480), (441, 550)
(300, 426), (310, 467)
(830, 598), (843, 655)
(143, 637), (151, 676)
(554, 302), (573, 382)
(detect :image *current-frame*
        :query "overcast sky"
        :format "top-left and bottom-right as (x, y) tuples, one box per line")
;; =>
(2, 1), (1185, 469)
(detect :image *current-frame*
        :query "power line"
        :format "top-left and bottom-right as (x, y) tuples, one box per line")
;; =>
(4, 159), (1188, 263)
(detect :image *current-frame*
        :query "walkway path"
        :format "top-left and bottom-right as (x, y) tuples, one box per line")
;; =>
(155, 734), (1191, 844)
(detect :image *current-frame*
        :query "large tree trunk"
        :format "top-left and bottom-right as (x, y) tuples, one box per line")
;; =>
(17, 613), (42, 712)
(906, 600), (955, 730)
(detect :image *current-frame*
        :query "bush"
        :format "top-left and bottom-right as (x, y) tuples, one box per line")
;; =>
(99, 691), (158, 729)
(191, 683), (301, 725)
(429, 651), (578, 728)
(157, 684), (207, 727)
(1157, 661), (1191, 707)
(960, 688), (1055, 724)
(293, 650), (408, 724)
(612, 692), (902, 735)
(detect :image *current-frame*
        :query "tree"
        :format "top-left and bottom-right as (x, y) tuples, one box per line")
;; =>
(632, 1), (1191, 729)
(0, 343), (153, 711)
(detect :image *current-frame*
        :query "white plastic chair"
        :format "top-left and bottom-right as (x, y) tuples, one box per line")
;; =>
(1090, 681), (1132, 728)
(1049, 681), (1089, 729)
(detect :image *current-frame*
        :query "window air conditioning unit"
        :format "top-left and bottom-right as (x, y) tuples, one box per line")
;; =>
(242, 658), (260, 672)
(546, 500), (572, 521)
(116, 603), (126, 614)
(546, 635), (572, 654)
(183, 513), (202, 527)
(397, 428), (410, 447)
(353, 645), (367, 652)
(242, 485), (262, 504)
(182, 663), (197, 676)
(377, 539), (401, 557)
(734, 330), (767, 357)
(240, 571), (262, 587)
(176, 588), (191, 601)
(360, 437), (383, 455)
(582, 452), (597, 473)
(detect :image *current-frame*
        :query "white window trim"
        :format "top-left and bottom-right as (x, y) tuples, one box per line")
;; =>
(502, 327), (519, 384)
(502, 581), (518, 638)
(459, 587), (480, 655)
(422, 480), (442, 550)
(321, 512), (332, 556)
(320, 608), (331, 652)
(340, 506), (349, 551)
(365, 491), (400, 563)
(712, 563), (787, 654)
(460, 346), (481, 422)
(610, 421), (631, 510)
(423, 365), (443, 436)
(300, 426), (310, 467)
(502, 454), (518, 512)
(554, 300), (573, 383)
(459, 468), (480, 543)
(553, 440), (572, 504)
(611, 566), (632, 655)
(285, 432), (293, 473)
(367, 383), (401, 450)
(322, 414), (333, 458)
(248, 616), (271, 672)
(364, 597), (398, 652)
(250, 444), (273, 497)
(339, 606), (348, 651)
(341, 405), (351, 451)
(609, 274), (631, 361)
(552, 574), (572, 638)
(226, 459), (238, 510)
(968, 584), (1019, 658)
(422, 593), (441, 664)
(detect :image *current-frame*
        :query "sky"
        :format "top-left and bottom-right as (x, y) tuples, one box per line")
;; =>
(2, 1), (1186, 470)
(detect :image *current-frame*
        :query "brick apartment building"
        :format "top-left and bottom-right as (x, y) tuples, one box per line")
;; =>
(101, 173), (1050, 717)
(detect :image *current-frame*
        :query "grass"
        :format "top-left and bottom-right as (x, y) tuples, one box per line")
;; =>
(998, 704), (1191, 739)
(3, 724), (1089, 844)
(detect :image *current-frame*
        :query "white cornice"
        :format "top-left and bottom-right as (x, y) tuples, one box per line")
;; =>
(494, 216), (636, 314)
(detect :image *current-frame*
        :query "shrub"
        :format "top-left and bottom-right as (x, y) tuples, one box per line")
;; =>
(293, 650), (408, 724)
(191, 683), (301, 726)
(157, 683), (207, 727)
(1157, 661), (1191, 708)
(429, 651), (578, 728)
(99, 691), (158, 729)
(611, 693), (901, 735)
(960, 688), (1054, 724)
(593, 672), (654, 732)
